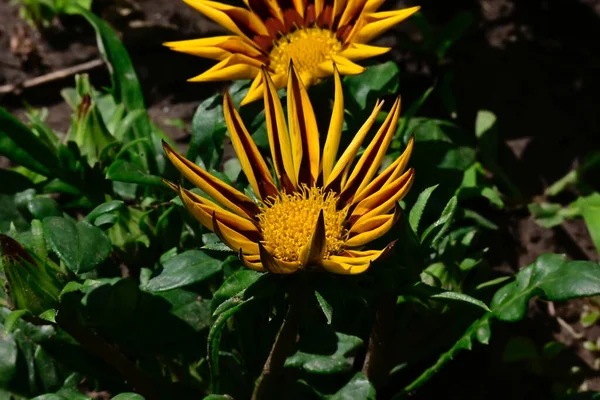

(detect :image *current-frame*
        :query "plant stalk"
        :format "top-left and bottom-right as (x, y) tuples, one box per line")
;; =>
(362, 293), (396, 388)
(251, 284), (305, 400)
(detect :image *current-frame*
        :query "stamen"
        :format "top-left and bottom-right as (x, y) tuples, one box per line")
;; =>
(269, 27), (343, 76)
(258, 186), (348, 262)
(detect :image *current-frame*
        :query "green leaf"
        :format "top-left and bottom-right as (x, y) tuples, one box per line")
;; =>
(410, 283), (490, 312)
(68, 7), (162, 174)
(84, 200), (125, 224)
(0, 325), (17, 386)
(111, 394), (146, 400)
(344, 61), (400, 110)
(27, 197), (61, 220)
(144, 250), (222, 292)
(0, 170), (34, 194)
(212, 269), (262, 311)
(315, 290), (333, 325)
(409, 185), (438, 234)
(491, 253), (600, 322)
(43, 217), (112, 274)
(400, 314), (492, 394)
(330, 372), (375, 400)
(421, 196), (458, 247)
(106, 160), (164, 186)
(0, 107), (59, 177)
(578, 193), (600, 255)
(285, 328), (363, 374)
(188, 94), (226, 170)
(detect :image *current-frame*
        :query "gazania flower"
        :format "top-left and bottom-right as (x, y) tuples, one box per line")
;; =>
(163, 64), (414, 274)
(165, 0), (419, 105)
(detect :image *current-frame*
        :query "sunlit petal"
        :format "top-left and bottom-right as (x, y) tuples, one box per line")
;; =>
(223, 92), (278, 200)
(188, 54), (261, 82)
(163, 141), (260, 219)
(259, 242), (302, 273)
(321, 65), (343, 184)
(354, 6), (421, 43)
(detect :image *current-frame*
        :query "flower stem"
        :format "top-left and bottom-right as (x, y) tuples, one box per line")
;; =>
(251, 283), (305, 400)
(362, 294), (396, 387)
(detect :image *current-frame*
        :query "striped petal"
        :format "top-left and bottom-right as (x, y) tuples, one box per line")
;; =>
(241, 71), (286, 106)
(338, 43), (390, 61)
(188, 54), (261, 82)
(184, 0), (270, 40)
(317, 55), (365, 76)
(165, 36), (266, 61)
(338, 0), (367, 29)
(163, 141), (260, 219)
(338, 97), (400, 205)
(261, 68), (297, 191)
(352, 135), (414, 204)
(211, 211), (260, 255)
(241, 253), (268, 272)
(321, 65), (343, 184)
(345, 205), (401, 247)
(322, 240), (395, 274)
(324, 99), (384, 192)
(354, 6), (421, 44)
(349, 168), (414, 224)
(223, 91), (278, 200)
(287, 63), (320, 186)
(259, 242), (302, 274)
(299, 210), (326, 267)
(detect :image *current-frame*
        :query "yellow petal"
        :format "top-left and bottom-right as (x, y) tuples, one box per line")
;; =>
(321, 65), (344, 184)
(223, 91), (278, 200)
(321, 259), (371, 274)
(184, 0), (269, 39)
(261, 68), (297, 191)
(299, 210), (326, 266)
(338, 43), (390, 61)
(354, 6), (420, 43)
(211, 211), (260, 255)
(352, 135), (414, 204)
(363, 0), (385, 13)
(324, 101), (383, 193)
(317, 55), (366, 76)
(259, 242), (301, 274)
(180, 187), (260, 234)
(345, 206), (401, 247)
(164, 36), (264, 61)
(287, 62), (320, 186)
(350, 168), (414, 223)
(188, 54), (261, 82)
(338, 0), (368, 29)
(241, 253), (267, 272)
(163, 141), (260, 219)
(325, 100), (384, 192)
(338, 97), (400, 205)
(240, 72), (286, 106)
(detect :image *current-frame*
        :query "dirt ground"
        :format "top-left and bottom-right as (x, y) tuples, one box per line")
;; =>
(1, 0), (600, 398)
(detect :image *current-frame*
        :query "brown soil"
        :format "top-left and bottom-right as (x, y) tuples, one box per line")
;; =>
(1, 0), (600, 398)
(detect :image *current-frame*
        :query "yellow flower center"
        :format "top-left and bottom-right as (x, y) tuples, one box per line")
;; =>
(269, 28), (343, 76)
(258, 187), (348, 262)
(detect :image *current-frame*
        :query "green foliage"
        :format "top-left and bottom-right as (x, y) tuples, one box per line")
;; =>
(0, 4), (598, 399)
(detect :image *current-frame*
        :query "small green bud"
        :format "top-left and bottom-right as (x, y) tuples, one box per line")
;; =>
(0, 234), (64, 315)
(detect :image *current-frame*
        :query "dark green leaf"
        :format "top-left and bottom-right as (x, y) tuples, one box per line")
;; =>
(285, 328), (363, 374)
(492, 253), (600, 322)
(409, 185), (438, 234)
(421, 196), (458, 247)
(188, 94), (226, 170)
(111, 394), (146, 400)
(0, 170), (35, 194)
(0, 325), (17, 386)
(212, 269), (262, 311)
(144, 250), (222, 292)
(315, 290), (333, 325)
(84, 200), (125, 223)
(344, 62), (400, 110)
(0, 107), (58, 176)
(27, 197), (61, 220)
(578, 193), (600, 255)
(106, 160), (163, 186)
(43, 217), (112, 274)
(330, 372), (375, 400)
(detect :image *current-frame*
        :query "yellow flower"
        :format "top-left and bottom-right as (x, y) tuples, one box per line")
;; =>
(165, 0), (420, 105)
(163, 64), (414, 274)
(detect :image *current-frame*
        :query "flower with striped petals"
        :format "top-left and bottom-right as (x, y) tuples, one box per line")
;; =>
(165, 0), (419, 105)
(163, 64), (414, 274)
